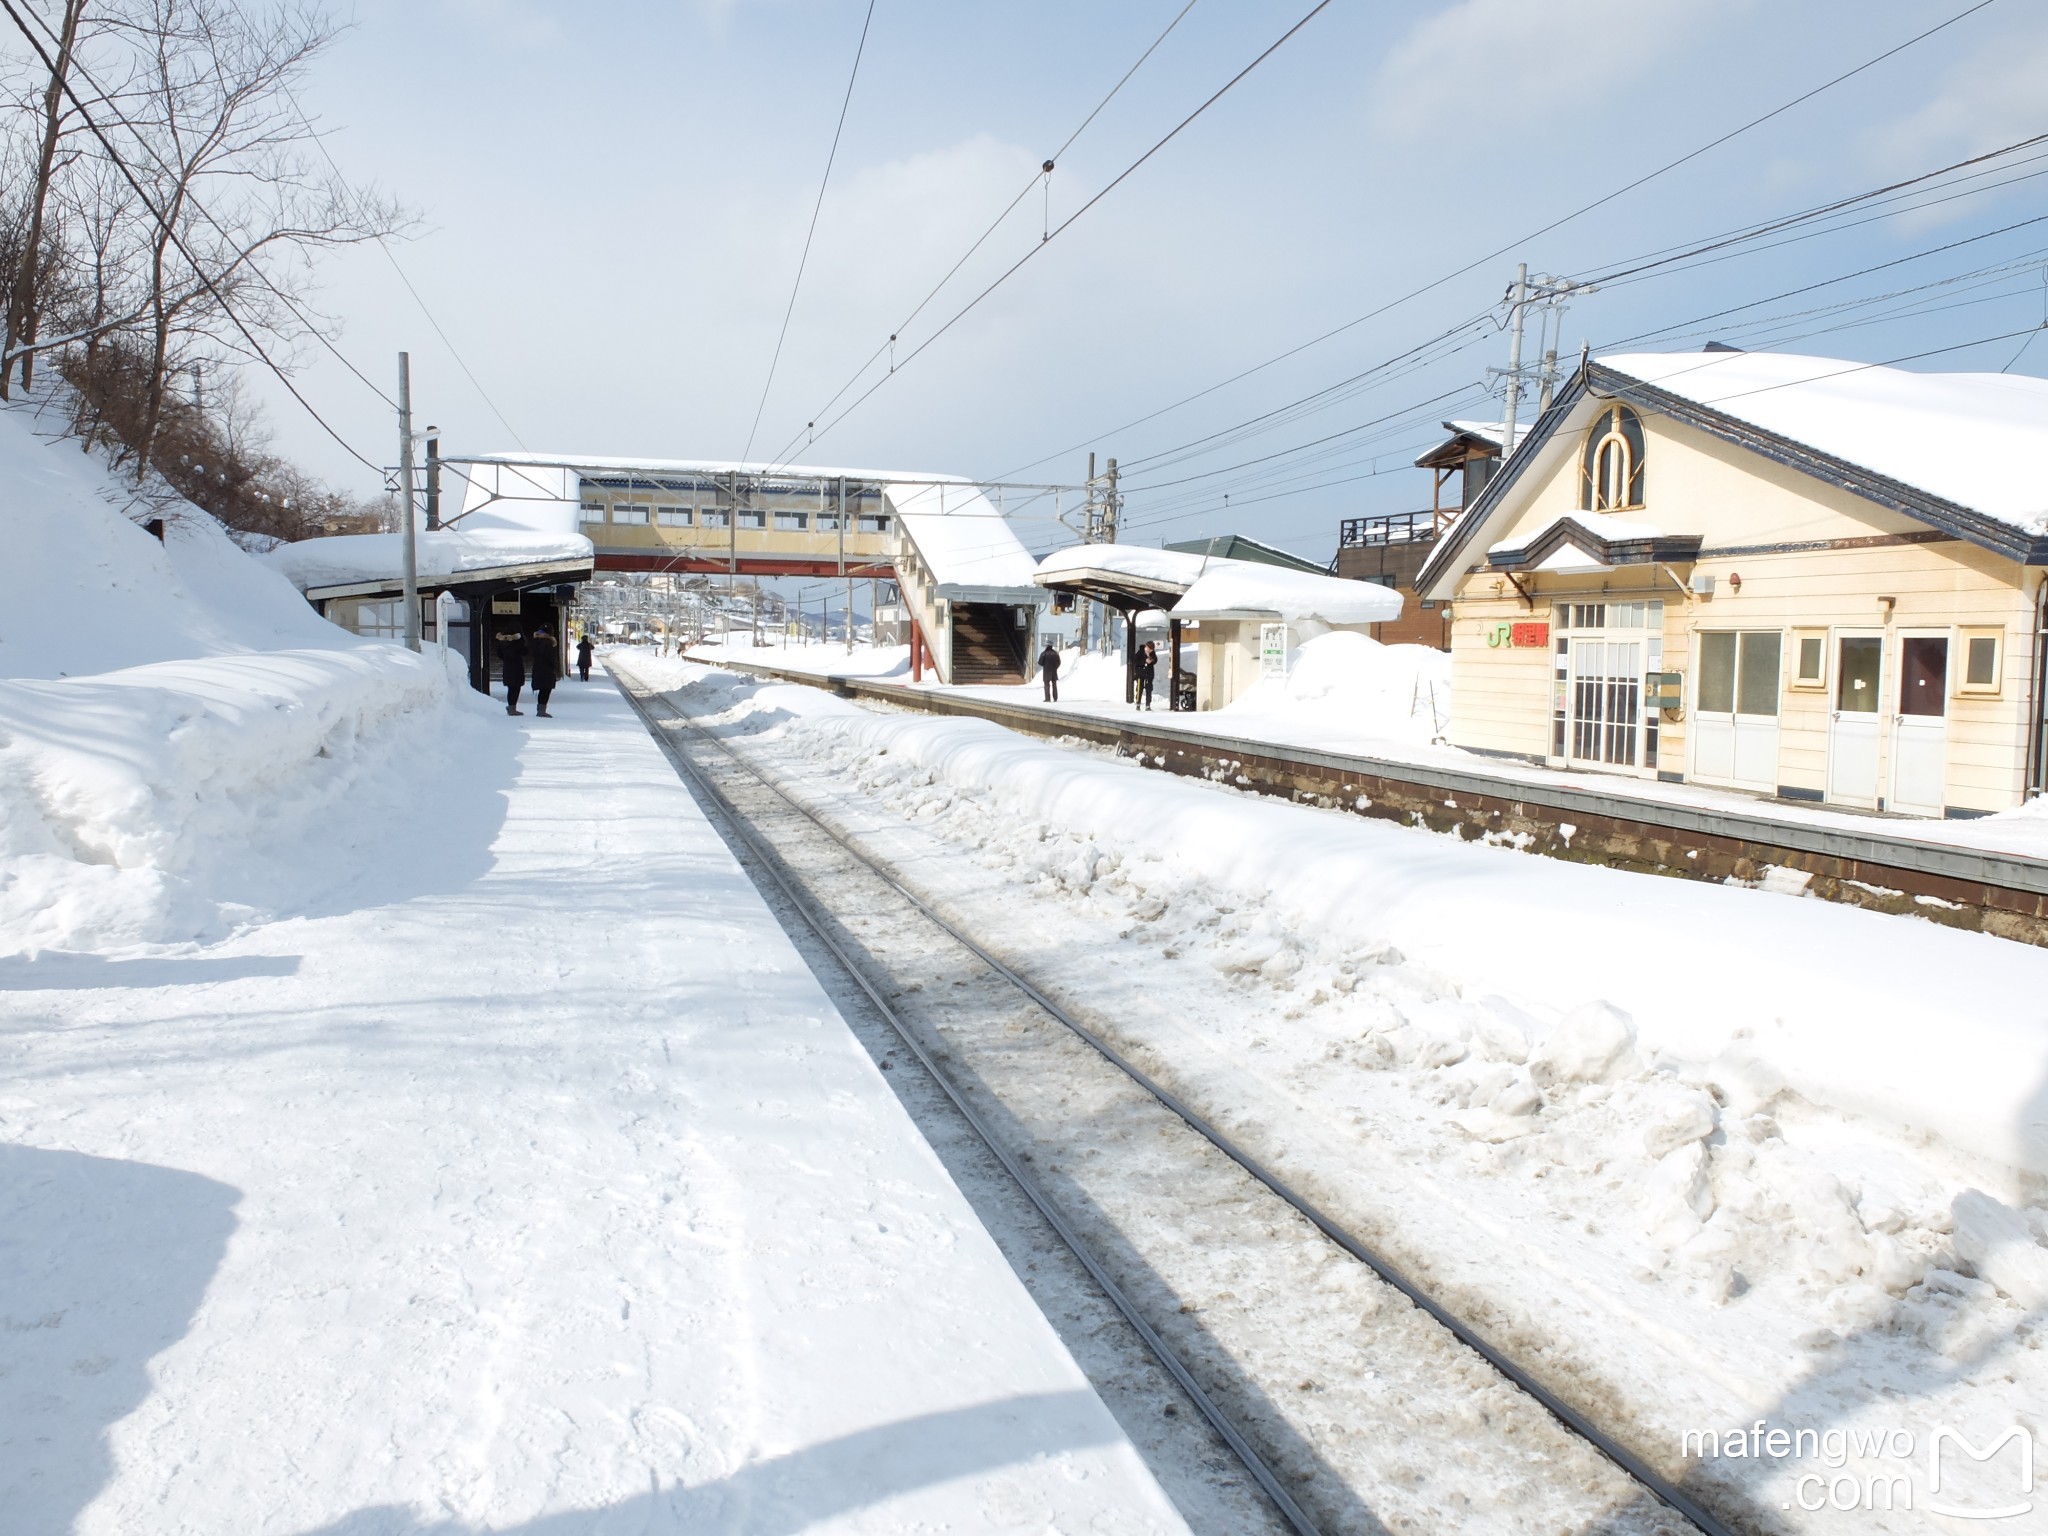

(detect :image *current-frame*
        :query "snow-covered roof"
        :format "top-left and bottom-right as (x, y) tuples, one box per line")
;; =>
(264, 529), (594, 594)
(1174, 561), (1403, 625)
(1034, 544), (1216, 591)
(1601, 351), (2048, 533)
(884, 481), (1040, 595)
(1034, 544), (1401, 624)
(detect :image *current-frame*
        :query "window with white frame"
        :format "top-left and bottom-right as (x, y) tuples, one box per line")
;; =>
(613, 504), (649, 525)
(701, 507), (730, 528)
(1960, 627), (2004, 694)
(857, 514), (890, 533)
(774, 511), (809, 531)
(1579, 403), (1646, 512)
(655, 506), (691, 526)
(346, 599), (406, 639)
(579, 501), (606, 523)
(736, 510), (765, 529)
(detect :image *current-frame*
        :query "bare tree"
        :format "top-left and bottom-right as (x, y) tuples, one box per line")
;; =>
(103, 0), (405, 479)
(3, 0), (84, 396)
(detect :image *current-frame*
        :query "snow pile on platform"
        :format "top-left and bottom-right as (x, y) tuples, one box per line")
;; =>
(1219, 632), (1449, 743)
(263, 528), (593, 591)
(0, 398), (480, 955)
(887, 481), (1040, 591)
(1603, 350), (2048, 531)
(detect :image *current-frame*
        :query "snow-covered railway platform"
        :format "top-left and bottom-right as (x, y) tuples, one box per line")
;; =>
(0, 679), (1187, 1535)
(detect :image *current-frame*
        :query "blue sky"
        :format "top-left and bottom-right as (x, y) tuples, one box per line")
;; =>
(262, 0), (2048, 559)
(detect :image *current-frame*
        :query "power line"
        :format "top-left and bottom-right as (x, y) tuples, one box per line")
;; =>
(0, 0), (382, 472)
(769, 0), (1335, 469)
(281, 85), (528, 449)
(14, 0), (398, 412)
(993, 0), (2003, 480)
(741, 0), (878, 462)
(765, 0), (1201, 459)
(1578, 132), (2048, 289)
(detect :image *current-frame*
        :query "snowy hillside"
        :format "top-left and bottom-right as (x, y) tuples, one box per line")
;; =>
(0, 395), (484, 955)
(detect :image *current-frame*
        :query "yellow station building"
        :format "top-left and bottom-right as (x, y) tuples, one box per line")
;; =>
(1415, 349), (2048, 818)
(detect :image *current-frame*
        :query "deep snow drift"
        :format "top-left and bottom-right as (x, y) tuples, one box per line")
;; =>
(0, 397), (485, 955)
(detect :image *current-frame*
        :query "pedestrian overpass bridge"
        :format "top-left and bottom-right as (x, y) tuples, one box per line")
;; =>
(448, 454), (1078, 685)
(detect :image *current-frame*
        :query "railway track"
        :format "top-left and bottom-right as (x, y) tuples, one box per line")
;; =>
(615, 664), (1732, 1536)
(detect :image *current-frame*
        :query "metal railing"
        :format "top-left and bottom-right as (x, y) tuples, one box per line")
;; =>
(1338, 509), (1442, 547)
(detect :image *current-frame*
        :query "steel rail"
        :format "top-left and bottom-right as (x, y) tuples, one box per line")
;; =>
(619, 667), (1730, 1536)
(612, 672), (1324, 1536)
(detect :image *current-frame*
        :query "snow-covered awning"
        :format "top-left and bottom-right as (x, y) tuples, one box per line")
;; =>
(1485, 511), (1700, 573)
(1034, 545), (1402, 625)
(263, 529), (595, 600)
(1033, 545), (1216, 606)
(1173, 561), (1403, 625)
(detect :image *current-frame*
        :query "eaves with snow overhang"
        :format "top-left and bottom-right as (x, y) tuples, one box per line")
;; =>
(1485, 513), (1702, 573)
(300, 555), (593, 605)
(1415, 360), (2048, 601)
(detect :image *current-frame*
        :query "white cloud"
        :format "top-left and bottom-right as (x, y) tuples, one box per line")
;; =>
(1365, 0), (1724, 145)
(1871, 15), (2048, 169)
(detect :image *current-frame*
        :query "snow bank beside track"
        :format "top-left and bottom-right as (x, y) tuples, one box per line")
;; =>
(0, 393), (493, 956)
(0, 644), (482, 954)
(637, 662), (2048, 1181)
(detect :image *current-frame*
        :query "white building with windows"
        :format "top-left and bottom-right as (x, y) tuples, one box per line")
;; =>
(1415, 348), (2048, 818)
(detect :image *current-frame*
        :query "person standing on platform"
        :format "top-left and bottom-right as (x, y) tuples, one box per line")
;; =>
(495, 627), (527, 716)
(1037, 641), (1062, 703)
(530, 625), (561, 718)
(576, 633), (594, 682)
(1134, 640), (1158, 711)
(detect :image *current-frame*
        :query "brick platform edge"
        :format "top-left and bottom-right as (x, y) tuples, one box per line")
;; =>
(684, 655), (2048, 949)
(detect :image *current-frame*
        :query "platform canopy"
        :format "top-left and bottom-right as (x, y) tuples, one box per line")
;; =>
(263, 529), (594, 602)
(1034, 544), (1402, 625)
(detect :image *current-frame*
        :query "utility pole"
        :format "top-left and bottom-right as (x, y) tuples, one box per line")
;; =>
(1077, 453), (1097, 654)
(1499, 263), (1528, 461)
(396, 352), (420, 653)
(839, 475), (852, 653)
(424, 427), (442, 530)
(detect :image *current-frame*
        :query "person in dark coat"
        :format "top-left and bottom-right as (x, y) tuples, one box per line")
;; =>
(1134, 640), (1158, 711)
(530, 625), (561, 718)
(494, 627), (527, 715)
(1037, 642), (1062, 703)
(575, 633), (595, 682)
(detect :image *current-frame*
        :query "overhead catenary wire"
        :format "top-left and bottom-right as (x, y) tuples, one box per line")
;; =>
(280, 84), (529, 449)
(741, 0), (879, 463)
(766, 0), (1336, 471)
(765, 0), (1202, 460)
(993, 0), (2006, 482)
(0, 0), (383, 472)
